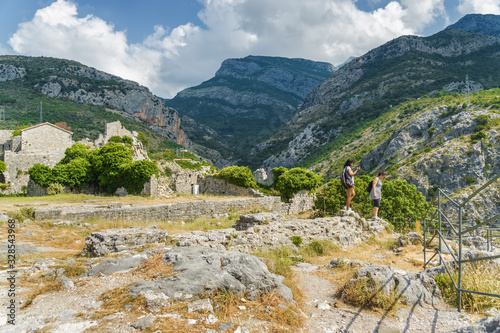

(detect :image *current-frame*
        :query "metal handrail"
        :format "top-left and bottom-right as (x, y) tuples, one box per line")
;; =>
(423, 173), (500, 312)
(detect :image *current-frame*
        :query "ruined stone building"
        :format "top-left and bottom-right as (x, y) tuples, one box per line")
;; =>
(95, 121), (148, 161)
(0, 122), (73, 193)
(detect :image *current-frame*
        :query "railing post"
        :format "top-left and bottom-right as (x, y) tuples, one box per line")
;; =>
(458, 205), (463, 312)
(438, 191), (442, 265)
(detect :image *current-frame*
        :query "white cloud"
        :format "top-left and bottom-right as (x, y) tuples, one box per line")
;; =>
(0, 43), (14, 55)
(8, 0), (449, 98)
(458, 0), (500, 15)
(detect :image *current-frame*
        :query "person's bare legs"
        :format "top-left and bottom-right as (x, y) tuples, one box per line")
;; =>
(346, 187), (355, 210)
(373, 206), (379, 218)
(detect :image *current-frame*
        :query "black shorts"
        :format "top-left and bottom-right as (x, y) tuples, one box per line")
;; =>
(372, 199), (380, 208)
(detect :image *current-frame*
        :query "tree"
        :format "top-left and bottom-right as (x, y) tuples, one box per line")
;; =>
(60, 143), (90, 164)
(137, 132), (149, 148)
(53, 158), (92, 188)
(215, 166), (257, 189)
(315, 176), (428, 231)
(28, 164), (54, 187)
(123, 160), (159, 194)
(272, 166), (288, 185)
(275, 167), (323, 200)
(94, 143), (134, 193)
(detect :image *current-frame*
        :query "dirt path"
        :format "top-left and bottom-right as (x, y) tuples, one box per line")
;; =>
(292, 263), (476, 333)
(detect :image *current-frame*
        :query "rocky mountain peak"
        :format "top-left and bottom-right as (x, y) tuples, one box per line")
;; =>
(446, 13), (500, 38)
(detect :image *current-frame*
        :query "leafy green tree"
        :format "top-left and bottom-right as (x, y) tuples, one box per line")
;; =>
(11, 125), (29, 137)
(28, 164), (54, 187)
(215, 166), (257, 189)
(0, 161), (6, 173)
(122, 136), (133, 145)
(275, 167), (323, 200)
(60, 143), (90, 164)
(137, 132), (149, 148)
(272, 166), (288, 185)
(123, 160), (159, 194)
(93, 143), (133, 193)
(53, 158), (92, 187)
(108, 135), (123, 143)
(315, 176), (427, 231)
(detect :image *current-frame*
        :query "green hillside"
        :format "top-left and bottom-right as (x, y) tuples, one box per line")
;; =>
(0, 57), (179, 152)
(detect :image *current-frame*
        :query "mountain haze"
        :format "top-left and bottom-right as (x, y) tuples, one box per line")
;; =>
(167, 56), (335, 167)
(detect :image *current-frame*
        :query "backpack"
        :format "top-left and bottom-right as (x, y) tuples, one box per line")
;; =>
(340, 168), (354, 189)
(366, 180), (373, 194)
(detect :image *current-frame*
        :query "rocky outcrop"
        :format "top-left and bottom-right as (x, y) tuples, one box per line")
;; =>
(0, 64), (26, 82)
(128, 246), (295, 303)
(360, 106), (500, 220)
(174, 211), (388, 253)
(446, 13), (500, 38)
(335, 259), (442, 306)
(448, 316), (500, 332)
(81, 226), (168, 257)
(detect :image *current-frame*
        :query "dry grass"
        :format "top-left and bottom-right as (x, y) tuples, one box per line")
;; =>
(340, 278), (401, 314)
(93, 286), (146, 320)
(20, 277), (63, 310)
(131, 253), (174, 280)
(436, 262), (500, 314)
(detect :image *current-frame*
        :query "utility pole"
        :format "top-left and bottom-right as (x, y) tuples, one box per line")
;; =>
(40, 101), (43, 123)
(465, 75), (471, 108)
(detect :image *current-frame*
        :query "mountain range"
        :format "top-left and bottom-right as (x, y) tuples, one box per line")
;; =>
(0, 13), (499, 210)
(167, 56), (335, 167)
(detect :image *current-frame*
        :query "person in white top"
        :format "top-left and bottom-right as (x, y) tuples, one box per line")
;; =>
(343, 159), (360, 212)
(370, 171), (387, 220)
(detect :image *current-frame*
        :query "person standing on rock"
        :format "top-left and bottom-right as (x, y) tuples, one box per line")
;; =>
(370, 171), (386, 220)
(343, 159), (360, 212)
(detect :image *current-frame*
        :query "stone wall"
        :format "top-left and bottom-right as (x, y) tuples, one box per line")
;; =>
(199, 176), (264, 197)
(283, 190), (316, 215)
(27, 178), (47, 197)
(22, 123), (72, 153)
(33, 197), (285, 221)
(170, 171), (203, 194)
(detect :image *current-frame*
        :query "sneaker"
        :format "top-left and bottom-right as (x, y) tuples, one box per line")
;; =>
(344, 206), (347, 210)
(347, 208), (353, 213)
(373, 216), (381, 221)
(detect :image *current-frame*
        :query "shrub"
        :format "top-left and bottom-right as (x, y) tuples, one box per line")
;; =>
(28, 164), (54, 187)
(176, 160), (202, 170)
(122, 160), (159, 194)
(137, 132), (149, 147)
(46, 183), (63, 195)
(272, 167), (288, 185)
(0, 161), (6, 173)
(53, 158), (92, 188)
(315, 176), (428, 231)
(291, 236), (303, 247)
(275, 167), (323, 200)
(164, 166), (173, 177)
(471, 131), (487, 141)
(464, 175), (477, 184)
(475, 115), (490, 126)
(122, 136), (133, 145)
(215, 166), (257, 189)
(428, 127), (437, 137)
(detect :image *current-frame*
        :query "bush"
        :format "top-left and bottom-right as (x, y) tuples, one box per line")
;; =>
(428, 127), (437, 137)
(464, 175), (477, 184)
(215, 166), (257, 189)
(28, 164), (54, 187)
(122, 160), (159, 194)
(0, 161), (6, 173)
(291, 236), (303, 247)
(137, 132), (149, 147)
(272, 167), (288, 185)
(275, 167), (323, 200)
(471, 131), (487, 141)
(315, 176), (428, 231)
(475, 115), (490, 126)
(46, 183), (63, 195)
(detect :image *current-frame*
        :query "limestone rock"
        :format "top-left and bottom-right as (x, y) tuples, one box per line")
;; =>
(131, 316), (155, 331)
(129, 246), (295, 304)
(342, 263), (442, 306)
(80, 253), (148, 277)
(447, 316), (500, 333)
(188, 298), (213, 313)
(81, 226), (168, 257)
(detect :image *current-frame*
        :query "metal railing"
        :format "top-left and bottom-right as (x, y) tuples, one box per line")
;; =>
(422, 173), (500, 312)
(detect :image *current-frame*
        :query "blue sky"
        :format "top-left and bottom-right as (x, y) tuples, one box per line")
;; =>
(1, 0), (500, 98)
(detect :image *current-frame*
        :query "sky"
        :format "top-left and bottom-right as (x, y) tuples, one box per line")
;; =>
(1, 0), (500, 98)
